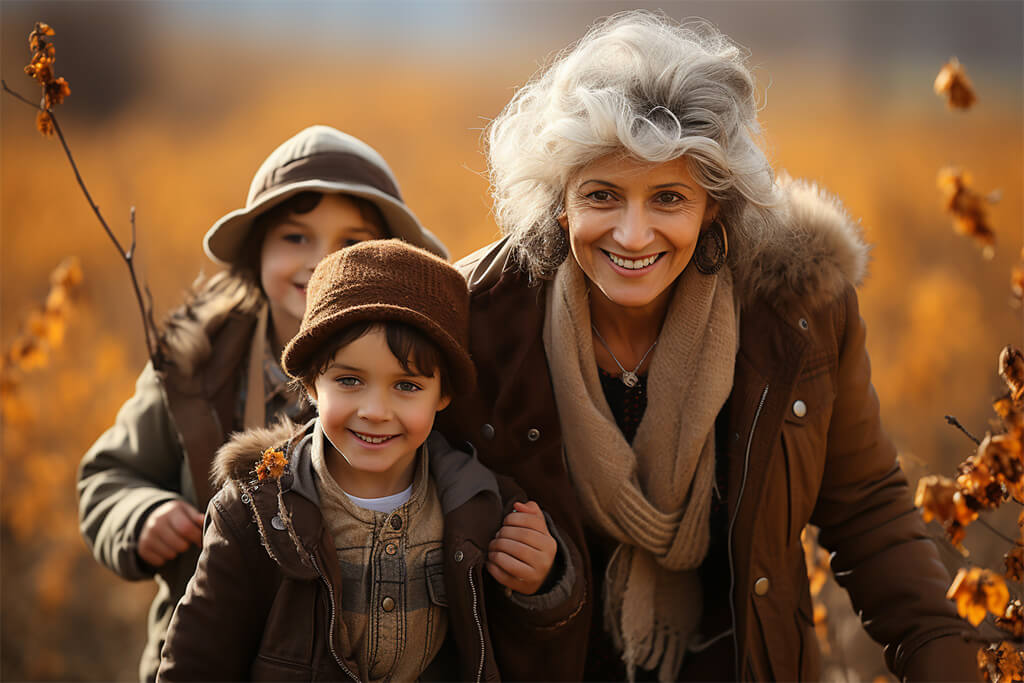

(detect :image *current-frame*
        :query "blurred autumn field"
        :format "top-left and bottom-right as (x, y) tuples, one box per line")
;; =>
(2, 2), (1022, 681)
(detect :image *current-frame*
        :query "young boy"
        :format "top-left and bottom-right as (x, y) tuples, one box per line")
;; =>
(156, 240), (582, 681)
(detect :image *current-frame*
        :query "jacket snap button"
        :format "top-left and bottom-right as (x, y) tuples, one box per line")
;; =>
(526, 428), (540, 442)
(381, 596), (395, 612)
(390, 515), (402, 530)
(454, 550), (464, 563)
(792, 400), (807, 418)
(385, 543), (397, 556)
(271, 515), (285, 531)
(754, 577), (770, 596)
(799, 318), (809, 330)
(481, 423), (495, 440)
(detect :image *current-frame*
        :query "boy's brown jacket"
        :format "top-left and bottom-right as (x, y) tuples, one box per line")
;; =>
(157, 420), (584, 682)
(437, 178), (980, 681)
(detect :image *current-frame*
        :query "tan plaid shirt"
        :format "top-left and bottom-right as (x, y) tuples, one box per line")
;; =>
(311, 424), (447, 682)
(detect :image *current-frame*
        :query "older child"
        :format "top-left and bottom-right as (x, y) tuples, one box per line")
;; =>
(77, 126), (447, 682)
(157, 240), (582, 681)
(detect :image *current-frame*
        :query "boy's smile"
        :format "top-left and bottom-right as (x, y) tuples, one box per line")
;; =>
(311, 328), (450, 498)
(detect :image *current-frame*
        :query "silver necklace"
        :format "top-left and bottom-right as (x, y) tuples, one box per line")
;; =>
(591, 324), (658, 388)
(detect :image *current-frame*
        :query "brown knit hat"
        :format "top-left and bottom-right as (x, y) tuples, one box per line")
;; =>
(281, 239), (475, 397)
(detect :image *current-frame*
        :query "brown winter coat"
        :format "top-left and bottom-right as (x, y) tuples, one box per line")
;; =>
(157, 420), (585, 682)
(437, 179), (979, 681)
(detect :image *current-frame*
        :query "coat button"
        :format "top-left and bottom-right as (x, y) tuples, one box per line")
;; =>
(481, 423), (495, 440)
(526, 428), (540, 442)
(754, 577), (770, 596)
(792, 400), (807, 418)
(454, 550), (464, 563)
(271, 515), (285, 531)
(385, 543), (397, 556)
(381, 596), (395, 612)
(390, 515), (402, 530)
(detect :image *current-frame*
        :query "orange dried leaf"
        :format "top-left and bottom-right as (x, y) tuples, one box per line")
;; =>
(255, 447), (289, 481)
(1000, 347), (1024, 401)
(996, 600), (1024, 639)
(948, 567), (1010, 626)
(934, 57), (977, 110)
(979, 642), (1024, 683)
(9, 336), (48, 371)
(937, 167), (998, 253)
(49, 257), (83, 289)
(36, 111), (54, 136)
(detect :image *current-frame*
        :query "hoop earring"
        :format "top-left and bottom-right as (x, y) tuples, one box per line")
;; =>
(693, 220), (728, 275)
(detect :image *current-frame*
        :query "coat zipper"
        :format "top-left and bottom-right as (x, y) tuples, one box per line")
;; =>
(468, 567), (485, 683)
(727, 383), (768, 679)
(311, 555), (360, 683)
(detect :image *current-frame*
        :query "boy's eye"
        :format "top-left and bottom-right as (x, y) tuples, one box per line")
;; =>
(336, 376), (360, 386)
(395, 381), (422, 393)
(282, 233), (307, 245)
(343, 238), (364, 248)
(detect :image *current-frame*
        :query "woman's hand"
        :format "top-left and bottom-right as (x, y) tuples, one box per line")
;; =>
(486, 500), (557, 595)
(138, 500), (204, 568)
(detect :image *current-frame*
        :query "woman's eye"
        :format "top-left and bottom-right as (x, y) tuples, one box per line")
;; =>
(654, 191), (684, 205)
(395, 381), (422, 393)
(586, 190), (615, 202)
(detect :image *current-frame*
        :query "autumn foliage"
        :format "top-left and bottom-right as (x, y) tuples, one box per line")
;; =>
(22, 22), (70, 135)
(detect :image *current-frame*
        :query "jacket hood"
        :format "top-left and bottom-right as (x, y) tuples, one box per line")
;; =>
(460, 174), (870, 313)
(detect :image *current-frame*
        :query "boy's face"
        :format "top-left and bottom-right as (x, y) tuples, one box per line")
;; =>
(312, 327), (450, 498)
(261, 194), (385, 347)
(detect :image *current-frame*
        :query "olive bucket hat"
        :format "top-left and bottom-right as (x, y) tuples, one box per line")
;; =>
(203, 125), (447, 265)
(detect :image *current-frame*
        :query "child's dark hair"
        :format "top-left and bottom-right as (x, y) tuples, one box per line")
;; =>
(292, 320), (452, 399)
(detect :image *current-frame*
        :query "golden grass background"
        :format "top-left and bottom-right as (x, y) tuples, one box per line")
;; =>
(1, 2), (1021, 680)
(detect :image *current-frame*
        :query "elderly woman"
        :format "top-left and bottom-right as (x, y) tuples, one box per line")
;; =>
(438, 10), (978, 683)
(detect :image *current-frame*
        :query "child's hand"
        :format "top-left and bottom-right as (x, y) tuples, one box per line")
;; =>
(486, 501), (557, 595)
(138, 500), (204, 568)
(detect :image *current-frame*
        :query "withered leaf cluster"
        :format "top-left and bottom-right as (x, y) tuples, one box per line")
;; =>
(1, 258), (83, 424)
(256, 447), (289, 481)
(937, 167), (998, 255)
(934, 57), (977, 110)
(979, 642), (1024, 683)
(22, 22), (70, 136)
(919, 347), (1024, 541)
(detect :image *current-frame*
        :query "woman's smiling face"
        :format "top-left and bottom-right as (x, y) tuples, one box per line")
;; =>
(560, 154), (716, 316)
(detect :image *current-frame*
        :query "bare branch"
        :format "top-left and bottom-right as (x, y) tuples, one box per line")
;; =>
(945, 415), (982, 445)
(3, 79), (161, 368)
(1, 79), (42, 110)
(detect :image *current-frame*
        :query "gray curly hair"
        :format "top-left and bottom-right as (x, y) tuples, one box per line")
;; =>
(486, 10), (780, 279)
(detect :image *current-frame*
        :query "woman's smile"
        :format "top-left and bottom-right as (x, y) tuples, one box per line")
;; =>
(602, 249), (665, 274)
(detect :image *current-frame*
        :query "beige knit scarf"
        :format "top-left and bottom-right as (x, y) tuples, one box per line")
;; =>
(543, 258), (737, 681)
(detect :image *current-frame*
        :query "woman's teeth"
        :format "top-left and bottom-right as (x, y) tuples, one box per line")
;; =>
(607, 252), (659, 270)
(353, 432), (394, 444)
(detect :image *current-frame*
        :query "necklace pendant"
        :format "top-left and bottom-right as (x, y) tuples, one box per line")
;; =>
(621, 371), (639, 388)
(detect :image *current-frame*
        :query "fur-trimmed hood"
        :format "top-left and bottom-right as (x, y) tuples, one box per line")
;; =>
(212, 420), (299, 490)
(731, 173), (869, 310)
(459, 175), (869, 312)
